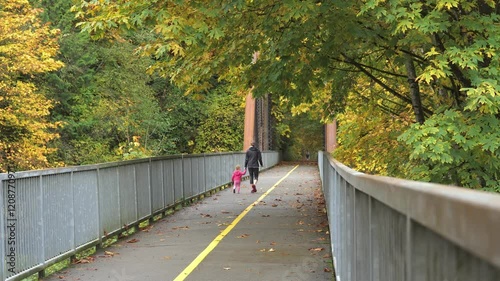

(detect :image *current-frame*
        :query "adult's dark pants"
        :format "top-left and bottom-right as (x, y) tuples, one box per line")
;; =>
(248, 167), (259, 184)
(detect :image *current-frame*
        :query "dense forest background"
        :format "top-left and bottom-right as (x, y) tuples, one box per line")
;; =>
(0, 0), (323, 172)
(1, 0), (499, 191)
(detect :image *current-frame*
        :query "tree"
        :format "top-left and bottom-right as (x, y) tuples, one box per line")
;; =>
(38, 0), (183, 164)
(0, 0), (64, 172)
(280, 111), (325, 161)
(334, 77), (414, 176)
(48, 37), (175, 165)
(72, 0), (500, 190)
(193, 85), (246, 153)
(358, 0), (500, 190)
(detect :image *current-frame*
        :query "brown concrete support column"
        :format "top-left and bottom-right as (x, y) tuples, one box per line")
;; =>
(325, 120), (337, 153)
(243, 91), (256, 151)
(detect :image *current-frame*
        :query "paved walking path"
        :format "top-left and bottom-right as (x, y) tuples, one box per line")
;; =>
(44, 164), (333, 281)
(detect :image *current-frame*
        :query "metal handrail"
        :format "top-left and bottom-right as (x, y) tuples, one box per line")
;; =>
(0, 151), (280, 281)
(318, 151), (500, 281)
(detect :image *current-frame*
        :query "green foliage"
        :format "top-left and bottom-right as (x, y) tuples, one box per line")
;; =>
(154, 80), (207, 154)
(193, 86), (245, 153)
(16, 0), (498, 192)
(280, 111), (324, 162)
(50, 38), (174, 164)
(272, 97), (293, 152)
(399, 109), (500, 191)
(358, 0), (500, 190)
(70, 0), (349, 115)
(38, 0), (78, 32)
(334, 90), (413, 176)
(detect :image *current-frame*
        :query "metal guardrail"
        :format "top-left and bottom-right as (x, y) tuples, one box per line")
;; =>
(0, 151), (280, 281)
(318, 151), (500, 281)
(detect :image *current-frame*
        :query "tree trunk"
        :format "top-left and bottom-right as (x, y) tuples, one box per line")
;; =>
(405, 55), (425, 124)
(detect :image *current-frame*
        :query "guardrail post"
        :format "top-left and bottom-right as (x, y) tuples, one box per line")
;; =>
(116, 167), (121, 236)
(133, 164), (138, 223)
(71, 171), (76, 261)
(96, 168), (102, 247)
(181, 154), (185, 201)
(146, 159), (152, 220)
(406, 215), (412, 281)
(353, 188), (357, 281)
(149, 158), (154, 222)
(39, 175), (45, 274)
(368, 196), (372, 281)
(203, 154), (207, 193)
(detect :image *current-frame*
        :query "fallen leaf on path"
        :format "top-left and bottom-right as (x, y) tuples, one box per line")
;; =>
(309, 247), (324, 252)
(271, 204), (278, 207)
(104, 251), (115, 257)
(73, 257), (94, 264)
(223, 267), (231, 270)
(237, 234), (250, 238)
(127, 238), (139, 243)
(318, 221), (329, 227)
(268, 248), (275, 252)
(164, 256), (171, 260)
(324, 268), (332, 272)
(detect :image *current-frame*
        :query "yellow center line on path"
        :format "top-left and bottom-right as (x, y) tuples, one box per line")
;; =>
(173, 165), (299, 281)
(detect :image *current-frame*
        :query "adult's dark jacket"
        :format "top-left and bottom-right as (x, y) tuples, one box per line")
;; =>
(245, 146), (263, 168)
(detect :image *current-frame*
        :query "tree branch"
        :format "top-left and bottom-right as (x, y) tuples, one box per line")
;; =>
(342, 53), (433, 116)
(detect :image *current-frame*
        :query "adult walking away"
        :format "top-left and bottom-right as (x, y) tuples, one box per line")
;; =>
(245, 141), (263, 193)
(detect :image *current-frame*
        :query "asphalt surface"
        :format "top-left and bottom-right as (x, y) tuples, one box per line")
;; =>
(44, 164), (333, 281)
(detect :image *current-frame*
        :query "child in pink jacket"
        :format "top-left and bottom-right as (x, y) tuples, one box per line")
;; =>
(231, 165), (246, 194)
